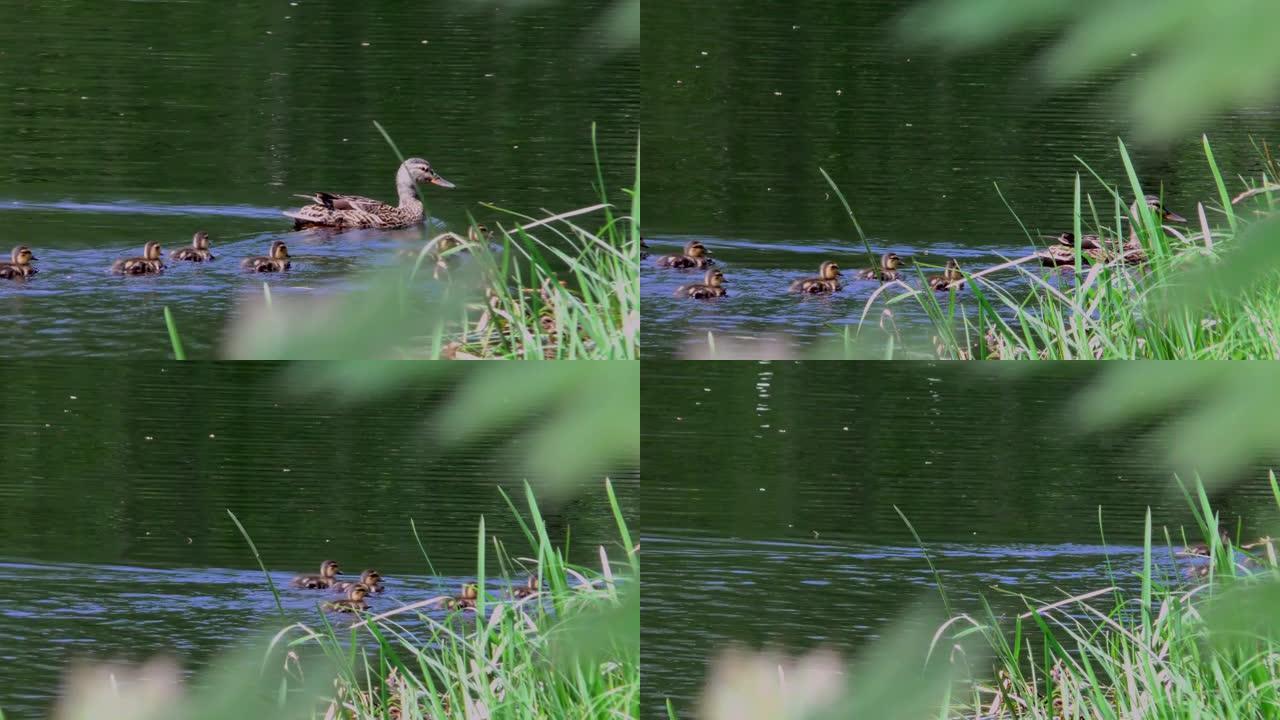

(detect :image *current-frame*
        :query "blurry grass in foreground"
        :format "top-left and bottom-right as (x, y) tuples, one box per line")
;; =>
(49, 481), (638, 720)
(676, 474), (1280, 720)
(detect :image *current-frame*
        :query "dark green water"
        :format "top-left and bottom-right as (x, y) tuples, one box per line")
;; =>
(0, 362), (638, 718)
(640, 362), (1277, 717)
(0, 1), (636, 357)
(640, 0), (1280, 357)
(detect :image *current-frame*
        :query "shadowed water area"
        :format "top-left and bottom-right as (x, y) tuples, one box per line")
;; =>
(0, 1), (636, 357)
(641, 0), (1280, 357)
(0, 362), (638, 718)
(640, 362), (1278, 717)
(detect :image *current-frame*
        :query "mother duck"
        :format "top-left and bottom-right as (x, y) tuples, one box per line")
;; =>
(285, 158), (454, 230)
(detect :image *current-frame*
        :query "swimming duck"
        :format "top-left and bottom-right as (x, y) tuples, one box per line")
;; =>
(447, 583), (479, 610)
(512, 576), (540, 599)
(1038, 233), (1112, 267)
(323, 584), (370, 613)
(857, 253), (904, 281)
(285, 157), (454, 230)
(674, 269), (728, 299)
(655, 240), (714, 269)
(241, 241), (291, 272)
(927, 259), (964, 291)
(1040, 196), (1187, 267)
(292, 560), (341, 589)
(0, 245), (38, 279)
(111, 242), (164, 275)
(1182, 529), (1232, 557)
(332, 569), (384, 594)
(1120, 195), (1187, 264)
(789, 261), (843, 294)
(171, 231), (215, 262)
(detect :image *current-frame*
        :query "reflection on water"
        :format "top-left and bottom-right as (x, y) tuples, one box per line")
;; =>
(640, 362), (1276, 716)
(0, 0), (636, 357)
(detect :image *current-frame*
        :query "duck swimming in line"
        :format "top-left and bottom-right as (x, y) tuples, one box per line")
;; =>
(512, 576), (540, 599)
(447, 583), (479, 610)
(292, 560), (341, 589)
(242, 241), (291, 273)
(1039, 196), (1187, 267)
(0, 245), (38, 279)
(332, 569), (384, 594)
(171, 232), (215, 262)
(285, 157), (454, 230)
(655, 240), (714, 269)
(323, 584), (370, 613)
(1181, 529), (1232, 557)
(111, 242), (164, 275)
(927, 259), (964, 291)
(858, 253), (905, 281)
(789, 261), (842, 294)
(674, 269), (727, 299)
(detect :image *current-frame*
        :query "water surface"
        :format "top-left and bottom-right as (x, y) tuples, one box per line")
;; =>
(0, 361), (638, 718)
(641, 0), (1280, 356)
(0, 1), (637, 356)
(640, 362), (1277, 717)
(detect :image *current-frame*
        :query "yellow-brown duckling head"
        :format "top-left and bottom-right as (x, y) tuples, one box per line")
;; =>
(459, 583), (479, 600)
(704, 269), (726, 288)
(469, 224), (493, 244)
(143, 241), (163, 261)
(346, 584), (370, 602)
(881, 253), (903, 271)
(10, 245), (36, 266)
(943, 258), (962, 281)
(320, 560), (341, 579)
(818, 261), (841, 281)
(684, 240), (710, 259)
(359, 569), (382, 585)
(192, 231), (211, 250)
(269, 240), (290, 261)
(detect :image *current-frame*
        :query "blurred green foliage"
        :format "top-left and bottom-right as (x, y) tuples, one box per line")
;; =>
(903, 0), (1280, 141)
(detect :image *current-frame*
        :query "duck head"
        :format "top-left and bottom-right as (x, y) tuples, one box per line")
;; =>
(1135, 195), (1186, 224)
(320, 560), (341, 579)
(943, 258), (962, 281)
(819, 261), (841, 280)
(683, 240), (710, 259)
(704, 269), (726, 288)
(359, 569), (382, 585)
(399, 158), (455, 189)
(10, 245), (36, 266)
(270, 241), (291, 261)
(459, 583), (479, 600)
(192, 231), (211, 250)
(882, 253), (903, 271)
(346, 584), (370, 602)
(143, 241), (163, 261)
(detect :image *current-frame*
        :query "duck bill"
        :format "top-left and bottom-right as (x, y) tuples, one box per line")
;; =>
(1164, 210), (1187, 223)
(430, 176), (456, 189)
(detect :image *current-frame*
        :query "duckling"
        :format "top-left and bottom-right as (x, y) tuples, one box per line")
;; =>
(857, 253), (904, 281)
(512, 576), (540, 600)
(241, 241), (291, 272)
(332, 569), (384, 594)
(674, 269), (728, 299)
(322, 584), (370, 613)
(655, 240), (714, 269)
(292, 560), (341, 589)
(447, 583), (479, 610)
(171, 231), (215, 262)
(0, 245), (38, 279)
(1182, 529), (1232, 557)
(927, 259), (964, 291)
(1038, 232), (1112, 267)
(111, 242), (164, 275)
(789, 261), (842, 294)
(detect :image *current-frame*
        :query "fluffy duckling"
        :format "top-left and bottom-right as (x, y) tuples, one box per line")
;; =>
(447, 583), (479, 610)
(1182, 529), (1232, 557)
(111, 242), (164, 275)
(674, 269), (727, 299)
(655, 240), (714, 269)
(512, 576), (540, 600)
(171, 231), (215, 262)
(0, 245), (38, 279)
(292, 560), (341, 589)
(323, 584), (370, 613)
(927, 259), (964, 291)
(332, 569), (384, 594)
(242, 241), (291, 272)
(858, 253), (904, 281)
(789, 261), (842, 294)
